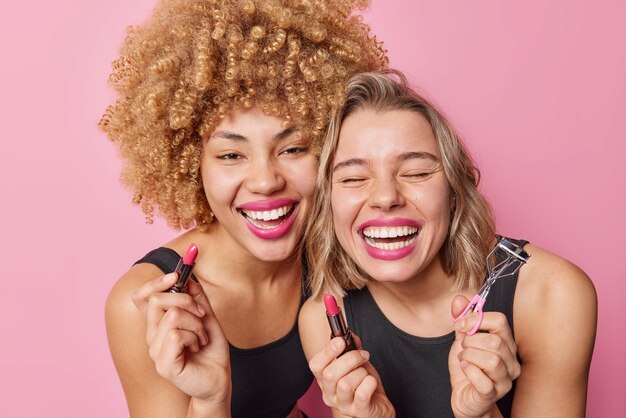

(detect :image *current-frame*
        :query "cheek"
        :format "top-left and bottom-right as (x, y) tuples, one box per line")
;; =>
(331, 209), (352, 255)
(273, 155), (318, 200)
(331, 188), (350, 225)
(330, 188), (363, 243)
(411, 181), (451, 223)
(292, 157), (318, 199)
(200, 164), (240, 207)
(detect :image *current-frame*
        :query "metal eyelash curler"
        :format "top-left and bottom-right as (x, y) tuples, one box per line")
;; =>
(453, 237), (530, 335)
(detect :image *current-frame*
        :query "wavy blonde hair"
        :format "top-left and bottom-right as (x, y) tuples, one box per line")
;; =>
(99, 0), (387, 230)
(306, 71), (495, 297)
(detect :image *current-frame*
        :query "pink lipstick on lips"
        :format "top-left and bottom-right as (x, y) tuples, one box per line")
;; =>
(323, 294), (357, 355)
(358, 217), (421, 261)
(238, 198), (299, 240)
(168, 243), (198, 293)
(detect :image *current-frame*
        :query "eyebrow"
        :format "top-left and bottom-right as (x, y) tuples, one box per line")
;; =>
(209, 126), (298, 142)
(332, 158), (369, 173)
(332, 151), (439, 173)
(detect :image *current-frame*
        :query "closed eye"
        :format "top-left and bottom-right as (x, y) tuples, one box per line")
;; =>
(337, 177), (367, 184)
(402, 166), (440, 180)
(404, 172), (431, 178)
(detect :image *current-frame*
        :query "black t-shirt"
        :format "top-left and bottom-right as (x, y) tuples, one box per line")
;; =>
(136, 247), (314, 418)
(344, 238), (528, 418)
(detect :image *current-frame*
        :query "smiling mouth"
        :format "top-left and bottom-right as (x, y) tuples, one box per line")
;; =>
(361, 226), (420, 250)
(239, 204), (296, 229)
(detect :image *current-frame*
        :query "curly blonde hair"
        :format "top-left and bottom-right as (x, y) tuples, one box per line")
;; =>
(99, 0), (387, 230)
(306, 71), (496, 298)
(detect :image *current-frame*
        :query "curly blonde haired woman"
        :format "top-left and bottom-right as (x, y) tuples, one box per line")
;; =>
(299, 71), (596, 418)
(101, 1), (386, 417)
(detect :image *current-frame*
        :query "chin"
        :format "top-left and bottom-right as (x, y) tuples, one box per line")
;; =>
(250, 241), (299, 262)
(353, 251), (424, 284)
(367, 268), (417, 284)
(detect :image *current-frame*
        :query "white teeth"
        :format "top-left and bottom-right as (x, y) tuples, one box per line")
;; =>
(362, 226), (418, 239)
(247, 217), (277, 229)
(364, 235), (417, 250)
(241, 204), (293, 221)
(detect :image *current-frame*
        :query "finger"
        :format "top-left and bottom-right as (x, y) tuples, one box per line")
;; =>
(361, 360), (383, 383)
(187, 278), (211, 310)
(336, 366), (369, 406)
(456, 312), (516, 354)
(309, 337), (347, 378)
(451, 295), (472, 344)
(152, 329), (200, 379)
(459, 360), (498, 403)
(353, 375), (379, 413)
(132, 273), (179, 315)
(461, 333), (519, 377)
(458, 347), (509, 389)
(151, 307), (208, 349)
(451, 294), (471, 319)
(186, 279), (229, 348)
(320, 350), (370, 393)
(146, 293), (206, 343)
(148, 291), (206, 318)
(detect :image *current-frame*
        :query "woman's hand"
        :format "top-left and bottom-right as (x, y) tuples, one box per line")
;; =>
(449, 295), (521, 418)
(308, 335), (395, 418)
(132, 273), (231, 405)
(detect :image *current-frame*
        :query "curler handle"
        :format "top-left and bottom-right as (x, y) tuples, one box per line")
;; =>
(453, 294), (481, 323)
(453, 294), (486, 336)
(466, 297), (487, 336)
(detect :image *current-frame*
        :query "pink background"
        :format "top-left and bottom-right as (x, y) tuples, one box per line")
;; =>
(0, 0), (623, 416)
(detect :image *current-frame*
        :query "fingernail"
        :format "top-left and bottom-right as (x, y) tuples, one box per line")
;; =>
(460, 360), (469, 369)
(163, 273), (176, 282)
(455, 319), (465, 331)
(331, 338), (342, 351)
(360, 350), (370, 361)
(197, 304), (206, 316)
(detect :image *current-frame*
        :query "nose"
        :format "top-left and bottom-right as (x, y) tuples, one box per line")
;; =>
(367, 177), (405, 211)
(245, 157), (286, 195)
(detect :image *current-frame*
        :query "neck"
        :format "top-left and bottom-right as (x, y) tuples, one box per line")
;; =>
(366, 255), (465, 332)
(191, 224), (302, 289)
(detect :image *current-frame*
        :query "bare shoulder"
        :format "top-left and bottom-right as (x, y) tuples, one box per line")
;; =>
(105, 262), (163, 329)
(515, 244), (597, 322)
(299, 296), (333, 360)
(514, 243), (597, 366)
(520, 244), (594, 288)
(105, 258), (192, 416)
(162, 228), (203, 256)
(508, 244), (597, 415)
(105, 227), (201, 324)
(104, 262), (164, 375)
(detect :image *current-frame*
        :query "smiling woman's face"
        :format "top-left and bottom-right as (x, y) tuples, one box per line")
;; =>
(331, 108), (452, 283)
(201, 106), (317, 262)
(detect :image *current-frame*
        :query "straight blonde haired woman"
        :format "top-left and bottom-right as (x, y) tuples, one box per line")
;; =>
(299, 71), (596, 418)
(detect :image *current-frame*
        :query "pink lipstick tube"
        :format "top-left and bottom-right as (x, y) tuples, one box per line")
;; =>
(324, 294), (357, 355)
(168, 243), (198, 293)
